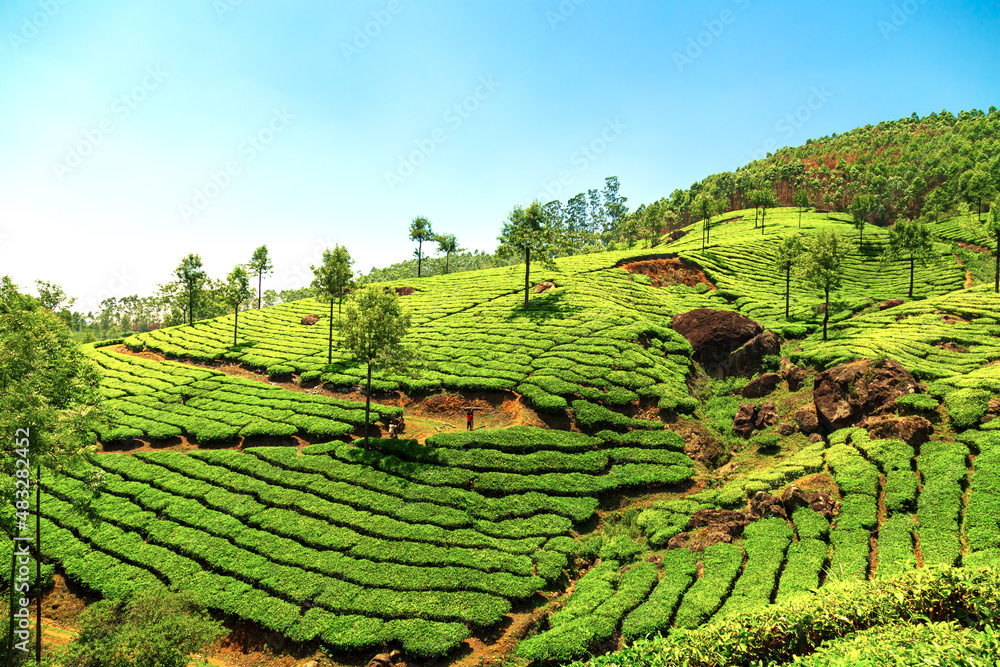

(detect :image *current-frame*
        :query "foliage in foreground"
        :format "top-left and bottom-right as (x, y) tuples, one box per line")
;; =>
(57, 589), (224, 667)
(571, 565), (1000, 667)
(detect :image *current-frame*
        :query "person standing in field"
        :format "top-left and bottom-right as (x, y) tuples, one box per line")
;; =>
(466, 409), (474, 431)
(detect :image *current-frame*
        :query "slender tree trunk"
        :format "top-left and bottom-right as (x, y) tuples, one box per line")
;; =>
(785, 267), (791, 319)
(257, 273), (263, 309)
(364, 363), (372, 442)
(327, 299), (334, 365)
(909, 255), (915, 298)
(233, 308), (239, 347)
(188, 286), (194, 325)
(417, 240), (423, 278)
(35, 461), (41, 665)
(523, 247), (531, 309)
(823, 285), (830, 341)
(798, 208), (802, 228)
(761, 208), (765, 235)
(995, 231), (1000, 293)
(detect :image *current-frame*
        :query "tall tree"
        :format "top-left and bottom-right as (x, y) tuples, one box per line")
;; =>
(963, 168), (995, 224)
(587, 189), (607, 237)
(693, 193), (715, 250)
(850, 193), (873, 248)
(435, 234), (463, 274)
(758, 187), (778, 235)
(247, 245), (273, 309)
(172, 254), (207, 325)
(602, 176), (628, 235)
(775, 236), (805, 319)
(793, 189), (810, 228)
(566, 193), (589, 247)
(496, 201), (553, 309)
(408, 216), (434, 278)
(801, 231), (848, 341)
(34, 280), (75, 312)
(311, 245), (356, 365)
(880, 219), (934, 298)
(222, 265), (253, 346)
(338, 285), (412, 441)
(972, 199), (1000, 293)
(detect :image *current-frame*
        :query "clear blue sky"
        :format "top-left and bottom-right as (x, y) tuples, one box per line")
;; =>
(1, 0), (998, 312)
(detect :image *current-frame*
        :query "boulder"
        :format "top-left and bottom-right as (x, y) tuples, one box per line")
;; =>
(780, 485), (839, 519)
(534, 281), (556, 293)
(668, 230), (688, 242)
(879, 298), (904, 311)
(367, 650), (402, 667)
(733, 403), (757, 438)
(794, 403), (820, 434)
(861, 415), (933, 447)
(683, 431), (727, 468)
(755, 401), (779, 429)
(394, 286), (415, 296)
(809, 433), (824, 443)
(778, 422), (796, 436)
(784, 366), (807, 392)
(300, 314), (319, 326)
(742, 373), (782, 398)
(671, 309), (762, 368)
(813, 358), (918, 429)
(667, 509), (750, 550)
(716, 330), (781, 379)
(747, 491), (788, 521)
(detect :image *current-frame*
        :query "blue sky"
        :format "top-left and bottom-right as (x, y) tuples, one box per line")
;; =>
(1, 0), (998, 312)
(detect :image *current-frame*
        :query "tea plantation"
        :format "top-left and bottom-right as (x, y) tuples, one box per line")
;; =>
(11, 208), (1000, 665)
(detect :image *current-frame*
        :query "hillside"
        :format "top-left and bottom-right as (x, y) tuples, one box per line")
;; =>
(8, 206), (1000, 665)
(662, 108), (1000, 228)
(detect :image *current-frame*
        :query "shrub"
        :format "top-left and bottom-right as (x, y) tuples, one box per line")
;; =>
(946, 388), (992, 428)
(895, 393), (939, 412)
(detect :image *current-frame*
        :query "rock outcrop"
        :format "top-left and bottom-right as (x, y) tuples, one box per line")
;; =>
(742, 372), (782, 398)
(300, 314), (319, 325)
(813, 358), (918, 429)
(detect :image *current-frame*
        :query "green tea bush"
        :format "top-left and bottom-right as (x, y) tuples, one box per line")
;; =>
(946, 388), (992, 428)
(895, 393), (940, 412)
(577, 564), (1000, 667)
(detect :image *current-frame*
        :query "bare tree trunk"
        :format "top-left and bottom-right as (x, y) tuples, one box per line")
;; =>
(785, 268), (791, 319)
(909, 255), (915, 298)
(364, 363), (372, 442)
(257, 273), (262, 309)
(233, 308), (239, 347)
(823, 285), (830, 341)
(327, 300), (334, 365)
(523, 247), (531, 309)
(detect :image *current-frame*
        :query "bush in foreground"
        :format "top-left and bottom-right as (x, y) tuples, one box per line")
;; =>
(571, 564), (1000, 667)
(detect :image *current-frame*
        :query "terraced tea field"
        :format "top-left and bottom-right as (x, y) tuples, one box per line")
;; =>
(12, 208), (1000, 664)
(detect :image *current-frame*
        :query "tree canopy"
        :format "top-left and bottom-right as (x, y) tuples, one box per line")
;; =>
(311, 244), (355, 365)
(496, 201), (554, 309)
(338, 285), (412, 439)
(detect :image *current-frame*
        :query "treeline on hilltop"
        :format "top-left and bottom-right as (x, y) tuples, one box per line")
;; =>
(661, 107), (1000, 228)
